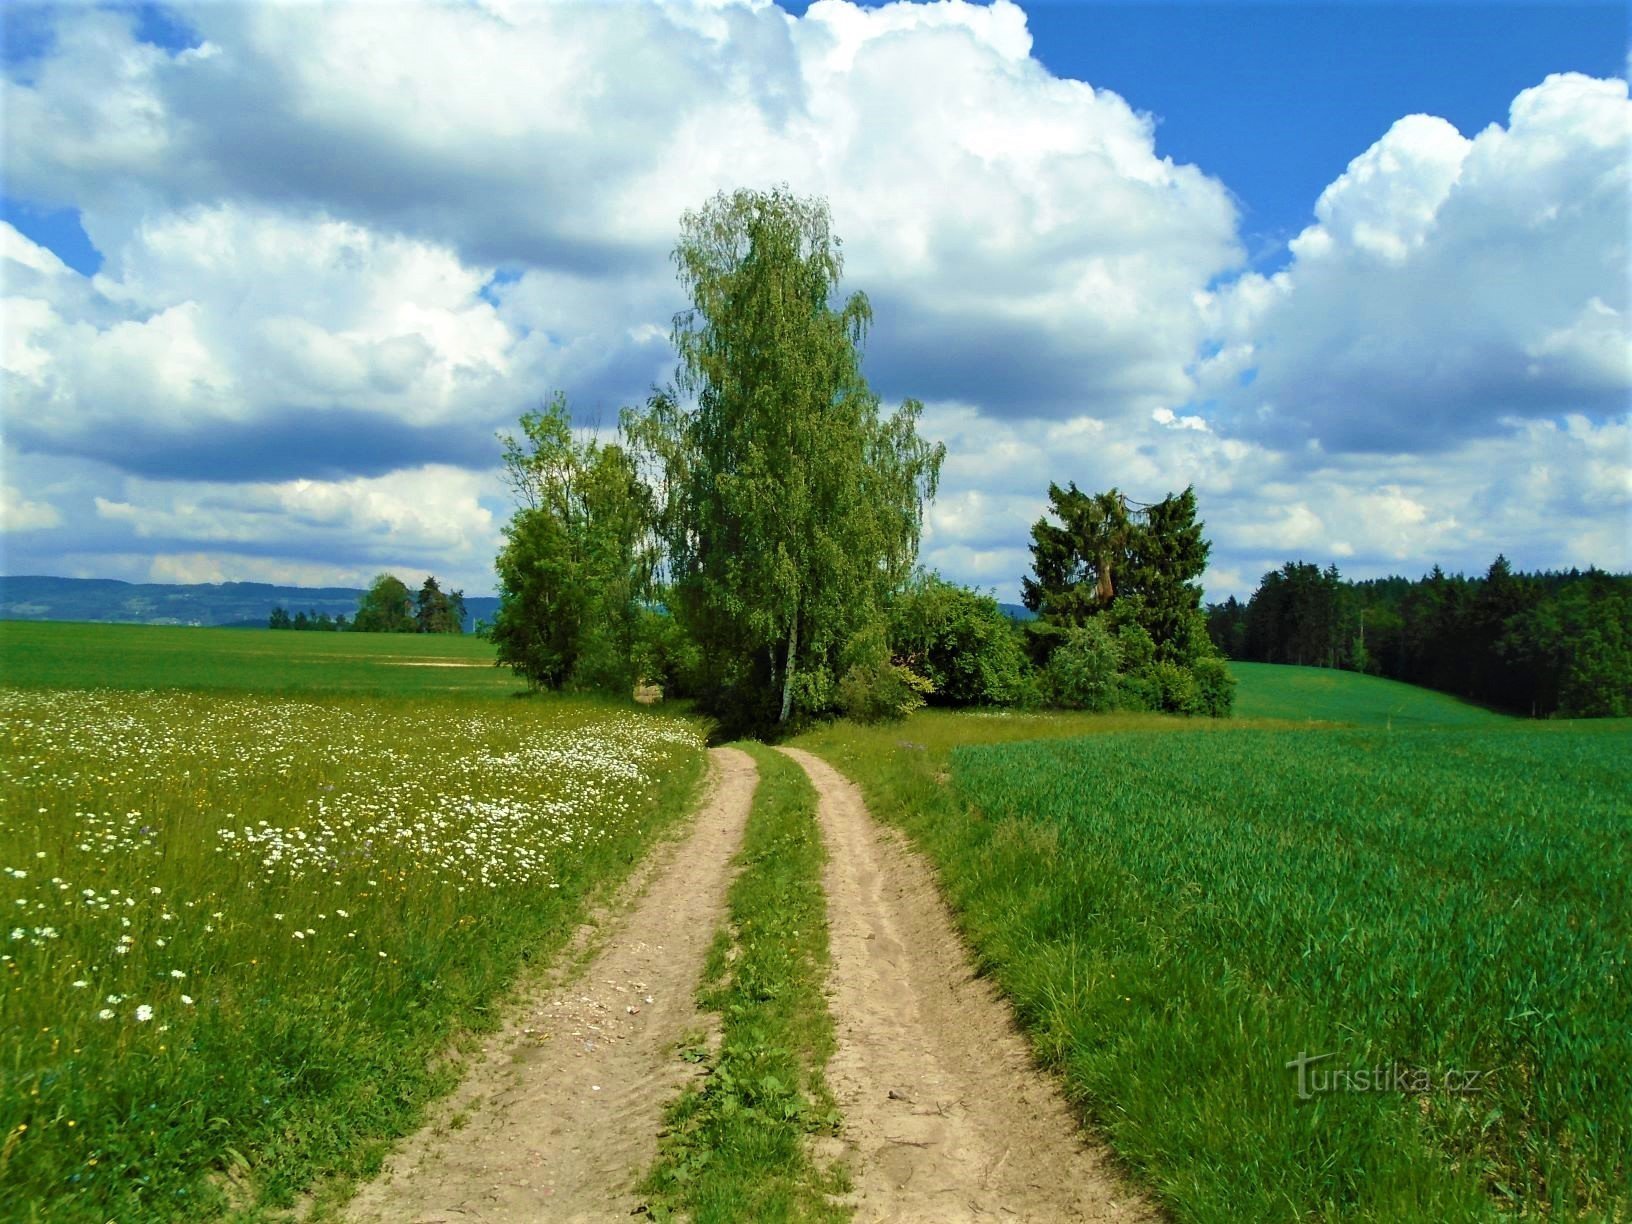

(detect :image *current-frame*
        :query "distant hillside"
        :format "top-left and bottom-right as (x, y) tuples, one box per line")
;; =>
(0, 575), (500, 632)
(998, 602), (1035, 621)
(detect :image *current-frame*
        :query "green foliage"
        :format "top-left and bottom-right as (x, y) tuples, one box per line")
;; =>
(631, 606), (701, 697)
(268, 607), (347, 631)
(835, 657), (934, 724)
(1189, 654), (1236, 718)
(794, 710), (1632, 1222)
(1044, 620), (1122, 712)
(413, 576), (464, 635)
(1023, 484), (1210, 661)
(352, 573), (415, 633)
(626, 186), (944, 731)
(1023, 485), (1227, 716)
(887, 572), (1029, 706)
(491, 393), (654, 694)
(642, 746), (845, 1222)
(1223, 556), (1632, 717)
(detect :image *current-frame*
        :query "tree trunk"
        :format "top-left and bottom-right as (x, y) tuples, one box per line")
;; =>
(778, 607), (798, 723)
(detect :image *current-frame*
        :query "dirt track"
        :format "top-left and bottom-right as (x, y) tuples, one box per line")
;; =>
(344, 743), (1152, 1222)
(344, 747), (756, 1224)
(778, 747), (1153, 1223)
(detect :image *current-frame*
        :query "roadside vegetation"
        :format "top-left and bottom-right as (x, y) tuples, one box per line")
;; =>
(0, 628), (705, 1222)
(795, 669), (1631, 1220)
(641, 745), (845, 1223)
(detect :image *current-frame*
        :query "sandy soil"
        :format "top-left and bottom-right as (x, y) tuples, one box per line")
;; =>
(777, 747), (1155, 1224)
(343, 747), (757, 1224)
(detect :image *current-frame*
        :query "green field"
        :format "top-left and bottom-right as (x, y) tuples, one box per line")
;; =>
(0, 622), (706, 1221)
(0, 620), (514, 697)
(797, 667), (1632, 1221)
(1229, 660), (1512, 727)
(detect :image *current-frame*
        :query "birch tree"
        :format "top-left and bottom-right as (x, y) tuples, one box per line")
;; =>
(628, 187), (944, 728)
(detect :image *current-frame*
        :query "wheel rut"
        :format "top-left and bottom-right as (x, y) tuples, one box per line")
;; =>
(344, 746), (756, 1224)
(777, 746), (1156, 1224)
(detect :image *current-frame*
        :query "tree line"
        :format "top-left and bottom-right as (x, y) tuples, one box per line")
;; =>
(1207, 558), (1631, 717)
(268, 574), (467, 635)
(490, 186), (1233, 732)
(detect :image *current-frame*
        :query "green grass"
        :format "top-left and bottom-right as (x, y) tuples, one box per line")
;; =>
(0, 620), (516, 697)
(641, 745), (846, 1223)
(0, 625), (708, 1222)
(1230, 661), (1512, 727)
(794, 710), (1631, 1221)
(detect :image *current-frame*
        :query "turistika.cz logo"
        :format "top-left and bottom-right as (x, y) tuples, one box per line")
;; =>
(1284, 1050), (1493, 1100)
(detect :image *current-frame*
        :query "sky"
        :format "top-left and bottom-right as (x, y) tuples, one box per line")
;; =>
(1, 0), (1627, 603)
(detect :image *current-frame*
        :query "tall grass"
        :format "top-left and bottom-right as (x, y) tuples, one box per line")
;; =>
(0, 685), (705, 1221)
(795, 713), (1631, 1220)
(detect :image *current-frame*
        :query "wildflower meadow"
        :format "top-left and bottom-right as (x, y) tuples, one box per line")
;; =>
(0, 673), (705, 1220)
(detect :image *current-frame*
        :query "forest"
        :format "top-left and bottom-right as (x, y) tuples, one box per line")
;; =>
(1207, 558), (1631, 717)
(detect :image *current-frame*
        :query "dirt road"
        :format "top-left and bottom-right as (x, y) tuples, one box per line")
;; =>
(778, 747), (1153, 1223)
(344, 747), (757, 1224)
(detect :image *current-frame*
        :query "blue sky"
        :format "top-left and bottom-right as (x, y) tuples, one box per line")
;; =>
(2, 0), (1627, 599)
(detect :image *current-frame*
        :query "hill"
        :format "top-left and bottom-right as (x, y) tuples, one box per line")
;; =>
(1229, 660), (1512, 727)
(0, 574), (500, 632)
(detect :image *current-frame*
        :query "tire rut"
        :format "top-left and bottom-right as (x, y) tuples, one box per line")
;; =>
(344, 746), (757, 1224)
(777, 746), (1156, 1224)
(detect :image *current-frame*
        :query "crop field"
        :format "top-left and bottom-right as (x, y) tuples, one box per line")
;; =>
(0, 626), (706, 1221)
(0, 621), (515, 698)
(798, 669), (1632, 1221)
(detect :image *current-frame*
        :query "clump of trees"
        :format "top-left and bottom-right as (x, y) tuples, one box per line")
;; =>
(490, 394), (652, 693)
(1209, 558), (1631, 717)
(490, 187), (1232, 730)
(1020, 483), (1233, 716)
(343, 573), (467, 634)
(268, 608), (348, 631)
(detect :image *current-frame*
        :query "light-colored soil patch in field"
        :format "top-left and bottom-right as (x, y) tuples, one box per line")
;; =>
(778, 747), (1156, 1224)
(344, 747), (757, 1224)
(376, 660), (494, 668)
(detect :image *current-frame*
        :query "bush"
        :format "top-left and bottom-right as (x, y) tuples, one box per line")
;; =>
(1191, 654), (1236, 717)
(1046, 621), (1122, 712)
(836, 659), (934, 723)
(888, 574), (1031, 706)
(1149, 659), (1202, 715)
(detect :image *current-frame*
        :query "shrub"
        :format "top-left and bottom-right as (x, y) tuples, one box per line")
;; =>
(1046, 621), (1123, 712)
(836, 659), (934, 723)
(1150, 659), (1202, 715)
(889, 574), (1031, 706)
(1191, 654), (1236, 717)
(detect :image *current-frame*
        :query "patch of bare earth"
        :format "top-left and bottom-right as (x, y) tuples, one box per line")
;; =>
(778, 747), (1157, 1224)
(343, 747), (757, 1224)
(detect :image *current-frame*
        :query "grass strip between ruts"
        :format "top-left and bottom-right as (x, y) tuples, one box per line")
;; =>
(639, 744), (848, 1223)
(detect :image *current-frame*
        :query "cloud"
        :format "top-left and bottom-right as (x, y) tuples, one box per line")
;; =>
(3, 0), (1240, 440)
(1202, 73), (1631, 456)
(2, 2), (1627, 600)
(0, 485), (62, 532)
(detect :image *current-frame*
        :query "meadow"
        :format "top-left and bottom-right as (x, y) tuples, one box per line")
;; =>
(0, 624), (706, 1221)
(797, 674), (1632, 1221)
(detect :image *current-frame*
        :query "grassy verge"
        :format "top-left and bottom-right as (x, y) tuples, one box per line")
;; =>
(1, 685), (706, 1222)
(792, 712), (1631, 1221)
(641, 745), (847, 1223)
